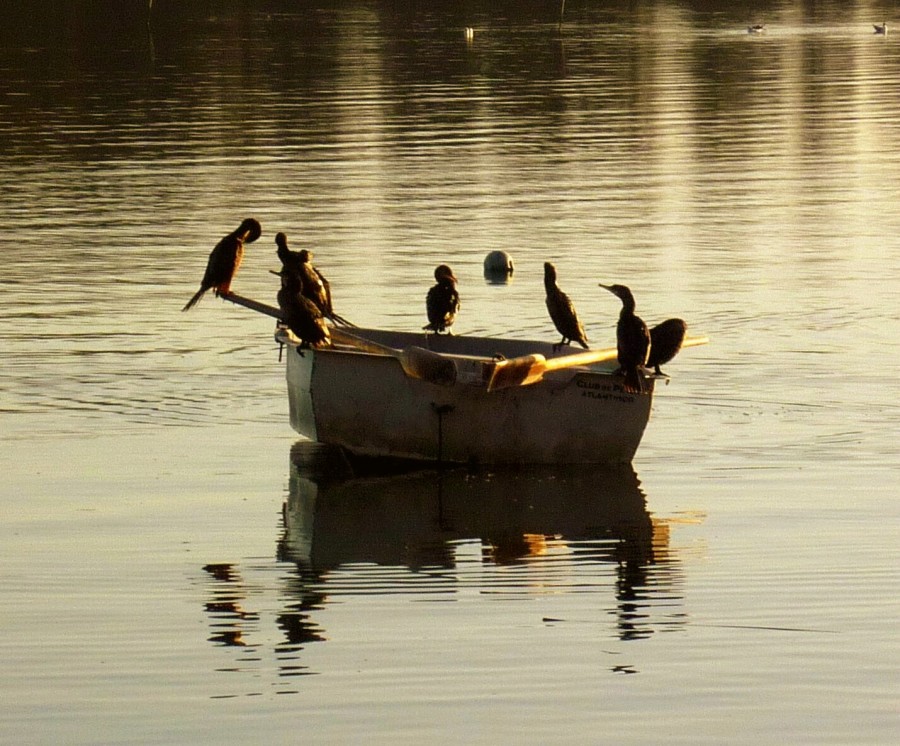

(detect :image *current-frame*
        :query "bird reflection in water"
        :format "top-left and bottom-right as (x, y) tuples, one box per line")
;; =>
(202, 563), (259, 647)
(201, 560), (325, 692)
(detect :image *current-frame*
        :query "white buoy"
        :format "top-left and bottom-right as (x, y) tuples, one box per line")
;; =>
(465, 27), (475, 41)
(483, 251), (514, 284)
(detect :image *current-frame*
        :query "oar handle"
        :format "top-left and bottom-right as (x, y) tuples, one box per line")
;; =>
(221, 291), (281, 320)
(486, 335), (710, 392)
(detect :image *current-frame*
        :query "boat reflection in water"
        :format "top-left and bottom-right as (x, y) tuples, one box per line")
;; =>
(202, 442), (688, 693)
(279, 442), (686, 640)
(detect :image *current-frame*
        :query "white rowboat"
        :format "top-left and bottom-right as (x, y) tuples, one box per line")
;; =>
(224, 293), (706, 465)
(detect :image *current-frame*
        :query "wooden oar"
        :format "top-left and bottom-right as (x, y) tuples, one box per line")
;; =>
(220, 292), (458, 386)
(486, 336), (709, 392)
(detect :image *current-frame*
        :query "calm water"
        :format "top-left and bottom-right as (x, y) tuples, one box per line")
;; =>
(1, 1), (898, 743)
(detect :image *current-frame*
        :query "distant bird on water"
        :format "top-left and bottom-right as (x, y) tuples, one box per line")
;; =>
(183, 218), (262, 311)
(424, 264), (460, 334)
(647, 318), (688, 376)
(873, 22), (887, 35)
(599, 283), (651, 394)
(274, 233), (353, 326)
(544, 262), (588, 351)
(276, 268), (331, 351)
(747, 24), (766, 34)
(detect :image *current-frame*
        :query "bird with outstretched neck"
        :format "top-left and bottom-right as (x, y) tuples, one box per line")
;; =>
(183, 218), (262, 311)
(647, 318), (687, 376)
(544, 262), (588, 351)
(276, 269), (331, 351)
(274, 233), (353, 326)
(599, 283), (651, 394)
(424, 264), (460, 334)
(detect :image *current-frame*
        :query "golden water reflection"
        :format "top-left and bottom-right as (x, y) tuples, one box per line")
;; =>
(202, 443), (694, 690)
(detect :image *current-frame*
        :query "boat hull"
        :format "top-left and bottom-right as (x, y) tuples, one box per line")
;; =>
(282, 329), (654, 465)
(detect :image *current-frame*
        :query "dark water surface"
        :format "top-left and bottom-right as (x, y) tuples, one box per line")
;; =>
(1, 2), (898, 743)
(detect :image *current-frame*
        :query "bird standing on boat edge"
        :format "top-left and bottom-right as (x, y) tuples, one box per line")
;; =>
(274, 233), (353, 326)
(276, 268), (331, 351)
(544, 262), (589, 351)
(647, 317), (687, 376)
(424, 264), (460, 334)
(183, 218), (262, 311)
(599, 283), (651, 394)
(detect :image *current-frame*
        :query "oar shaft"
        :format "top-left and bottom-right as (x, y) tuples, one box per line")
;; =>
(220, 291), (457, 385)
(222, 291), (280, 319)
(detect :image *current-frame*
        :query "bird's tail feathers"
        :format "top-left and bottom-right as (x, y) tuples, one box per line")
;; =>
(182, 288), (206, 311)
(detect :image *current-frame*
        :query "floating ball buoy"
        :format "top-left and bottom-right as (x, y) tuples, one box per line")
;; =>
(483, 251), (514, 284)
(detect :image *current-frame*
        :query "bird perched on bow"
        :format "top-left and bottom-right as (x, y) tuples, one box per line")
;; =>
(276, 268), (331, 352)
(647, 318), (687, 376)
(599, 283), (651, 394)
(274, 233), (353, 326)
(183, 218), (262, 311)
(544, 262), (589, 351)
(424, 264), (460, 334)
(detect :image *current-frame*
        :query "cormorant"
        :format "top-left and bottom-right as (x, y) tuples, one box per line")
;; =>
(277, 269), (331, 351)
(275, 233), (353, 326)
(183, 218), (262, 311)
(424, 264), (460, 334)
(647, 318), (687, 376)
(599, 283), (651, 394)
(544, 262), (588, 351)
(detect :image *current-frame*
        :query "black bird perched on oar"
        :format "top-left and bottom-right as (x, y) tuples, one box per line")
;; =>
(183, 218), (262, 311)
(599, 283), (651, 394)
(424, 264), (460, 334)
(544, 262), (589, 351)
(276, 268), (331, 352)
(274, 233), (353, 326)
(647, 318), (687, 376)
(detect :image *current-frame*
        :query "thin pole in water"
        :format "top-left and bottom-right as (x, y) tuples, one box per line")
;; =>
(558, 0), (566, 33)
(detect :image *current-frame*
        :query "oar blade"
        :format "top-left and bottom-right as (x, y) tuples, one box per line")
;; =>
(399, 347), (458, 387)
(485, 354), (547, 392)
